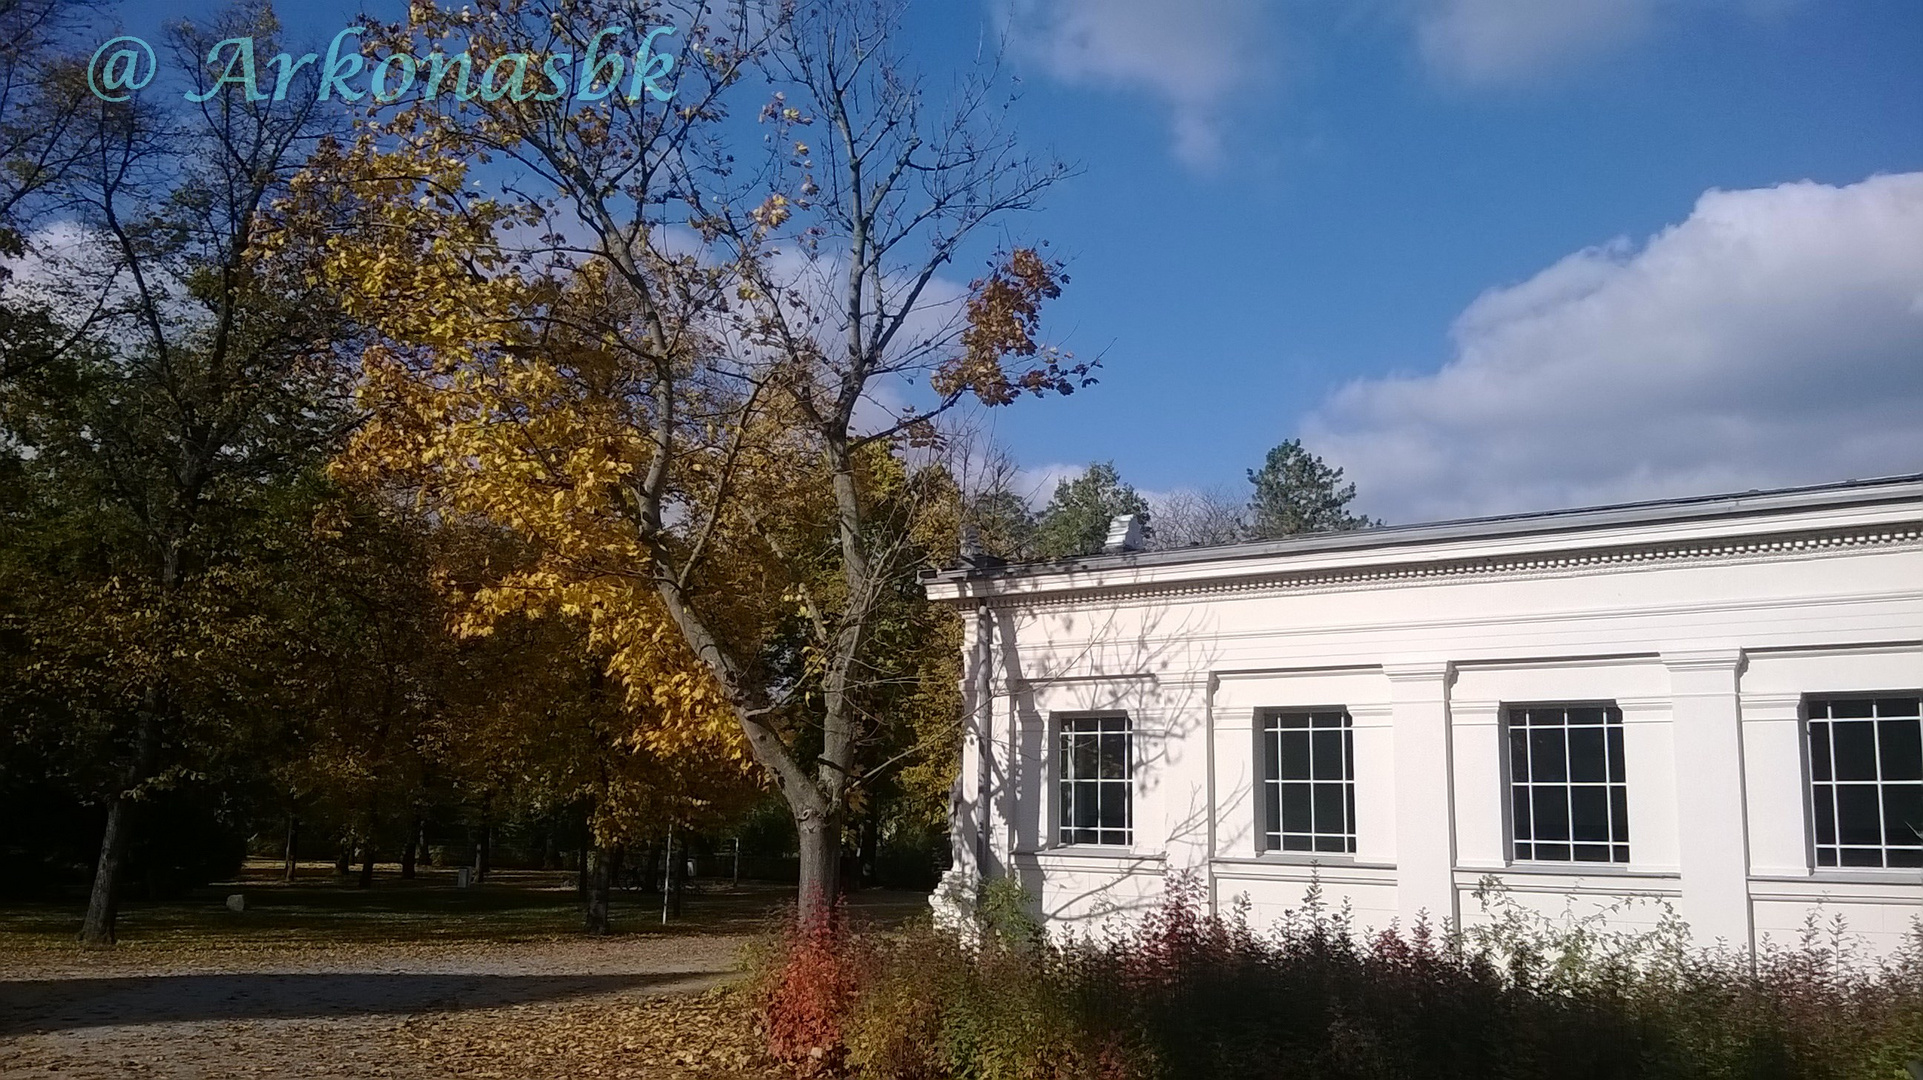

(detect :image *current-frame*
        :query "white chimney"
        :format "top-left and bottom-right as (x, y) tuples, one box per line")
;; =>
(1102, 513), (1146, 554)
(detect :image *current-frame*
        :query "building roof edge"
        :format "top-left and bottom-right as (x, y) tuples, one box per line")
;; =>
(920, 472), (1923, 590)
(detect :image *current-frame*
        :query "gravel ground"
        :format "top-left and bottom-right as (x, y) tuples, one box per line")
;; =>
(0, 936), (770, 1079)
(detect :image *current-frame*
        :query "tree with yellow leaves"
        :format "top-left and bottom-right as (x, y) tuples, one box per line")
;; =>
(312, 0), (1087, 919)
(426, 518), (762, 933)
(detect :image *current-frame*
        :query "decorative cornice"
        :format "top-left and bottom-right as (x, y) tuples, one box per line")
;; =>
(982, 524), (1923, 611)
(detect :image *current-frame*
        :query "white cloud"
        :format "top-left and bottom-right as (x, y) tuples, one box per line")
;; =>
(1304, 173), (1923, 523)
(1410, 0), (1803, 86)
(1014, 461), (1088, 509)
(3, 220), (117, 302)
(1000, 0), (1272, 167)
(1, 221), (198, 354)
(1413, 0), (1656, 84)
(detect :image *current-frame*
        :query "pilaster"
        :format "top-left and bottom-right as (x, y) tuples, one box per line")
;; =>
(1385, 661), (1458, 929)
(1662, 648), (1753, 952)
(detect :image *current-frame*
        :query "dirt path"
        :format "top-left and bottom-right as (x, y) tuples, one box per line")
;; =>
(0, 937), (769, 1079)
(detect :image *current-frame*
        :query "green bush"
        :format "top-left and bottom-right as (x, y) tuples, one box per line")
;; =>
(755, 874), (1923, 1079)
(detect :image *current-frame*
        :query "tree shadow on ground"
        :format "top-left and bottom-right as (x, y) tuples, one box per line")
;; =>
(0, 970), (716, 1035)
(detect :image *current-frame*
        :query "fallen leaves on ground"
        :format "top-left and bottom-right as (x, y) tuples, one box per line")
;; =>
(395, 987), (780, 1079)
(0, 987), (783, 1080)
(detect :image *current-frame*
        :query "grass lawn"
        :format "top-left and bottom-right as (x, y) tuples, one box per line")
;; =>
(0, 859), (930, 959)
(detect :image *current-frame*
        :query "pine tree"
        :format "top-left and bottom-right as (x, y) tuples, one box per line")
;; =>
(1246, 440), (1380, 539)
(1034, 462), (1152, 558)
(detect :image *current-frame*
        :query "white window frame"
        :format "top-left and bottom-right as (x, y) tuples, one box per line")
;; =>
(1805, 693), (1923, 871)
(1055, 714), (1133, 848)
(1504, 702), (1631, 865)
(1260, 708), (1357, 855)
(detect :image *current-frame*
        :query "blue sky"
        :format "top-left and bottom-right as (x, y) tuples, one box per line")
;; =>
(94, 0), (1923, 522)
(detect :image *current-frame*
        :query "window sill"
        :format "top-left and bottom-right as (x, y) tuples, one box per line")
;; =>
(1251, 852), (1360, 866)
(1755, 868), (1923, 886)
(1213, 853), (1395, 871)
(1462, 862), (1680, 879)
(1016, 847), (1163, 865)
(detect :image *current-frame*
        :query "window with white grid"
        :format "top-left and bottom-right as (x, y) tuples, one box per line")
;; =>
(1808, 695), (1922, 869)
(1058, 715), (1131, 847)
(1262, 710), (1356, 854)
(1507, 704), (1629, 864)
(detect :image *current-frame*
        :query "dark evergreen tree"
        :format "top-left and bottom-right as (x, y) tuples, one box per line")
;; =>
(1245, 440), (1380, 539)
(1034, 462), (1152, 558)
(967, 487), (1039, 560)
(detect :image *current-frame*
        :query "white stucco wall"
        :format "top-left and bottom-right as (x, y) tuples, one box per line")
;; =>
(933, 481), (1923, 958)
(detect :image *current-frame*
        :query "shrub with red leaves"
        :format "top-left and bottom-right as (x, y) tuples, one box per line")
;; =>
(757, 905), (864, 1077)
(753, 873), (1923, 1078)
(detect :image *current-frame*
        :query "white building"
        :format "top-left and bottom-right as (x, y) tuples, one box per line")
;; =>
(922, 475), (1923, 957)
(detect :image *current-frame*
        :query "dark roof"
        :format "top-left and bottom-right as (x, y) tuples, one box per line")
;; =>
(920, 472), (1923, 585)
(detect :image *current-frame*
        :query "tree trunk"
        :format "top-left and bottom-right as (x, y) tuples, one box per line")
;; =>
(358, 842), (375, 889)
(334, 843), (352, 879)
(78, 706), (161, 946)
(669, 839), (685, 917)
(400, 812), (420, 880)
(283, 813), (299, 883)
(575, 843), (588, 898)
(474, 799), (491, 882)
(638, 840), (660, 895)
(584, 845), (620, 936)
(796, 814), (842, 923)
(857, 808), (880, 889)
(77, 797), (133, 945)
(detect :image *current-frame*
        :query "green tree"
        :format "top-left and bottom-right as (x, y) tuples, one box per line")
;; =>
(266, 488), (452, 890)
(968, 488), (1040, 560)
(944, 438), (1038, 561)
(1245, 440), (1380, 539)
(1033, 462), (1152, 559)
(0, 5), (354, 943)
